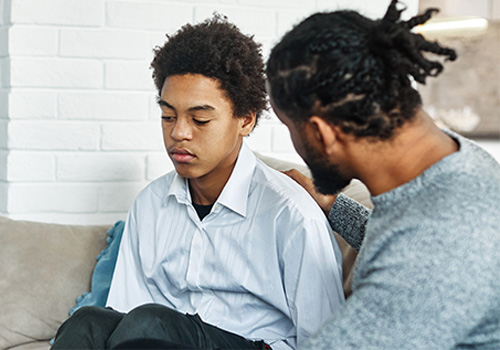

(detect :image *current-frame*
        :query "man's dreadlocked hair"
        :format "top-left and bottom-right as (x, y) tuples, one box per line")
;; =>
(151, 14), (267, 124)
(266, 0), (457, 139)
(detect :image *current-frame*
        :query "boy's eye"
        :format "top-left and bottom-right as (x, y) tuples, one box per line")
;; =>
(161, 116), (175, 122)
(193, 119), (210, 125)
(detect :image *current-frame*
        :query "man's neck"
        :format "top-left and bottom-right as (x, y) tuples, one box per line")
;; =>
(354, 110), (459, 196)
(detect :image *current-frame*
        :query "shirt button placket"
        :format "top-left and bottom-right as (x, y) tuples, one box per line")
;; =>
(185, 219), (204, 289)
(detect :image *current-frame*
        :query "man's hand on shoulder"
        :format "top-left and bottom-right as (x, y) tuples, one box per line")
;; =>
(283, 169), (337, 215)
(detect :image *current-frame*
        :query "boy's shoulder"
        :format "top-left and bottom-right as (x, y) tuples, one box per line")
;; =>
(134, 170), (177, 204)
(250, 159), (326, 220)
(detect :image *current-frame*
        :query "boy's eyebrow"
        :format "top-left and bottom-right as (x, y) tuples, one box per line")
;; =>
(188, 105), (215, 112)
(157, 98), (215, 113)
(157, 99), (175, 110)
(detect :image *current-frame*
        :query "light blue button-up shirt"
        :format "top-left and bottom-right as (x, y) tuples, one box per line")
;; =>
(107, 141), (345, 350)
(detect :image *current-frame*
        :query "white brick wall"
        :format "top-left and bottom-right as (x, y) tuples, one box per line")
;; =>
(0, 120), (6, 149)
(0, 3), (8, 213)
(7, 183), (100, 213)
(0, 59), (8, 86)
(99, 183), (147, 212)
(6, 152), (55, 181)
(0, 28), (8, 57)
(0, 0), (10, 26)
(8, 121), (100, 150)
(101, 122), (163, 151)
(57, 153), (145, 182)
(10, 0), (104, 26)
(0, 182), (7, 212)
(59, 29), (151, 59)
(0, 90), (7, 118)
(0, 151), (7, 180)
(10, 58), (103, 88)
(146, 153), (174, 181)
(9, 90), (56, 119)
(105, 1), (193, 31)
(58, 91), (149, 120)
(0, 0), (416, 224)
(8, 26), (58, 56)
(104, 61), (154, 90)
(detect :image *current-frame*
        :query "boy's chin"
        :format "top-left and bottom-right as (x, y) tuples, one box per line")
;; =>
(174, 166), (204, 180)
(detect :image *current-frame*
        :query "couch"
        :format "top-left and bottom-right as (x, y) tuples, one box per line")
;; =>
(0, 155), (372, 350)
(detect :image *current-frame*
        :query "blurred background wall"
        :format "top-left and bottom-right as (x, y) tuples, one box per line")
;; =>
(417, 0), (500, 161)
(1, 0), (497, 224)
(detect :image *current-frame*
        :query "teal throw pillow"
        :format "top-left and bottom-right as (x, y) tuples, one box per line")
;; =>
(70, 220), (125, 315)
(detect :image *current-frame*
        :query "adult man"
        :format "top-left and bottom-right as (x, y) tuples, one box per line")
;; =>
(51, 16), (344, 350)
(266, 0), (500, 349)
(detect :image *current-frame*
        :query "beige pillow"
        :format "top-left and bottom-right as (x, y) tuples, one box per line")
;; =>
(0, 216), (110, 348)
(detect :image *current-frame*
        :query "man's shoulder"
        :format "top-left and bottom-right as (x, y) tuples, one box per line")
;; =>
(448, 134), (500, 189)
(427, 139), (500, 210)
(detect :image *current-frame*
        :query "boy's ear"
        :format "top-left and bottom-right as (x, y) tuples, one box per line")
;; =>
(240, 112), (257, 136)
(308, 116), (338, 156)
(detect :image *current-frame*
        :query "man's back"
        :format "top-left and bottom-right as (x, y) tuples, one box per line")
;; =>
(308, 132), (500, 349)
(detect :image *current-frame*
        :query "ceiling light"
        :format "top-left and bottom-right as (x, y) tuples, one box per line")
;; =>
(416, 17), (488, 33)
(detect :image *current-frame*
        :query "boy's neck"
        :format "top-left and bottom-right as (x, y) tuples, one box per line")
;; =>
(188, 152), (240, 206)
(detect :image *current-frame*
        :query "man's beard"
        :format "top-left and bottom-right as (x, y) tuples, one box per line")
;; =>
(302, 139), (351, 195)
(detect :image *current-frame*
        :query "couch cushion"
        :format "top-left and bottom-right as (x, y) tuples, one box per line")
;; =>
(7, 341), (50, 350)
(0, 216), (110, 349)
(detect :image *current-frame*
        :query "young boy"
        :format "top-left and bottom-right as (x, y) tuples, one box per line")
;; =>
(51, 16), (344, 350)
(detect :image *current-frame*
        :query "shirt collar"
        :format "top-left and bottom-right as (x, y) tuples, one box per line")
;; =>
(167, 172), (191, 205)
(165, 140), (256, 217)
(216, 140), (256, 217)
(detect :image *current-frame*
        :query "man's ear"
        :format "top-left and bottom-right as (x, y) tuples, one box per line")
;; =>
(240, 112), (257, 136)
(308, 116), (338, 156)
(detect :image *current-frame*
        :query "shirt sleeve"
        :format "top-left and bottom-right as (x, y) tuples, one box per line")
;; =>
(281, 216), (345, 348)
(328, 194), (371, 250)
(106, 203), (153, 312)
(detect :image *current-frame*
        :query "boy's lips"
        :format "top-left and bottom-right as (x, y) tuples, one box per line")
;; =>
(170, 148), (195, 163)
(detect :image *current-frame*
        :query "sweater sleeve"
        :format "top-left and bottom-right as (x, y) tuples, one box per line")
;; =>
(301, 222), (498, 350)
(328, 194), (371, 250)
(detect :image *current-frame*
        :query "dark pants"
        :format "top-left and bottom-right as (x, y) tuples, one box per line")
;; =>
(51, 304), (270, 349)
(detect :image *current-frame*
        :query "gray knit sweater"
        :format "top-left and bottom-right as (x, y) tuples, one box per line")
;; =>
(304, 132), (500, 349)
